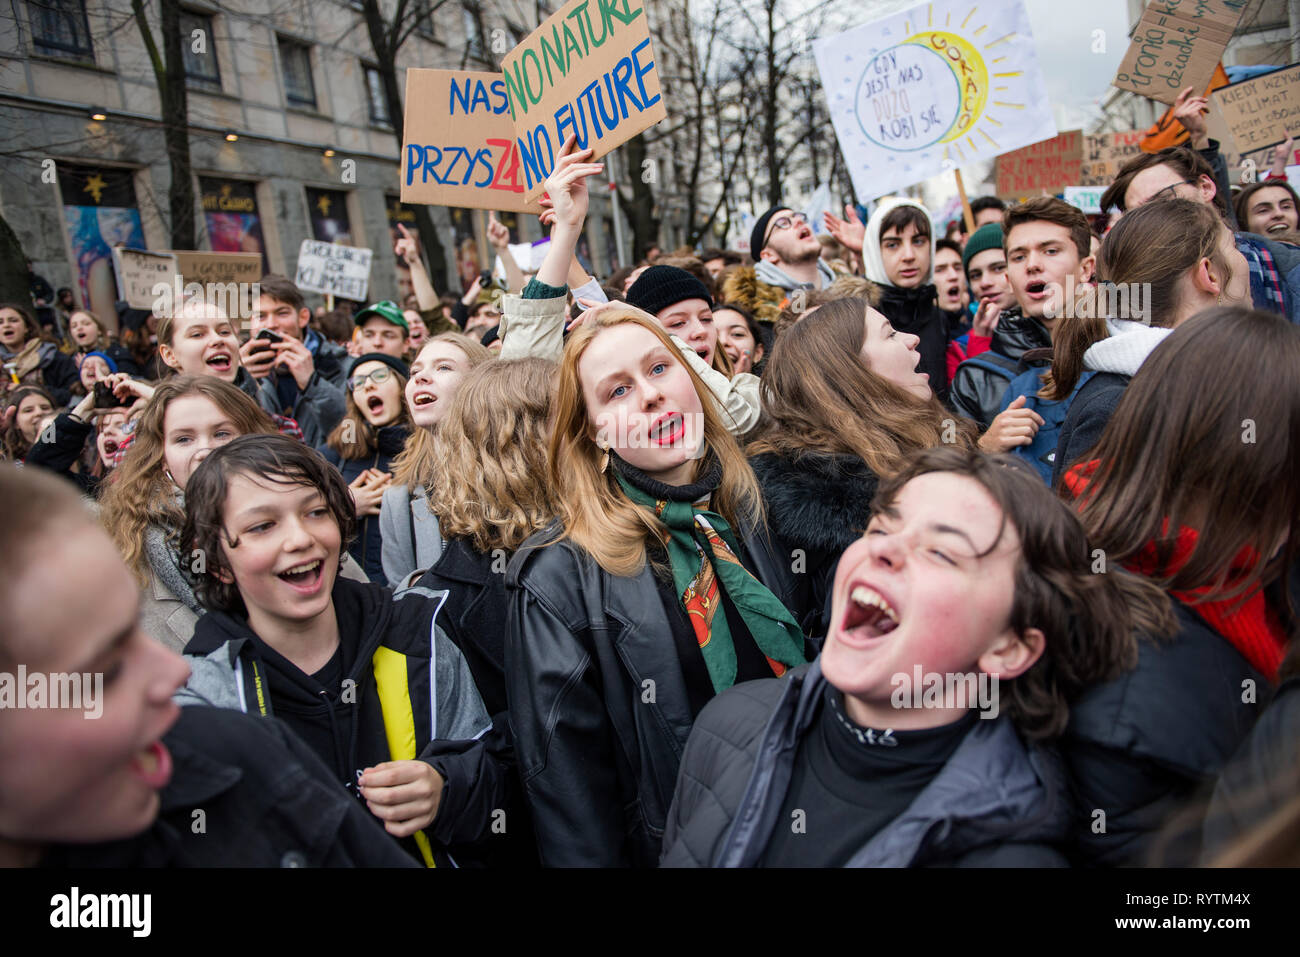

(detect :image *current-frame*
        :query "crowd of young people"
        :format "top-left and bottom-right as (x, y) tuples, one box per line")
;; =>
(3, 126), (1298, 870)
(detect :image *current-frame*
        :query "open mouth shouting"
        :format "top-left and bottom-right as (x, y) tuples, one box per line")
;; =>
(205, 350), (233, 374)
(1267, 220), (1291, 235)
(1023, 279), (1050, 301)
(277, 558), (325, 594)
(410, 389), (436, 410)
(365, 395), (386, 419)
(129, 739), (174, 789)
(649, 411), (685, 446)
(838, 583), (900, 646)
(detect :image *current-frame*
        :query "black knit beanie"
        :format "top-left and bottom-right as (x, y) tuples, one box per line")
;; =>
(749, 204), (787, 257)
(346, 352), (409, 382)
(626, 265), (714, 317)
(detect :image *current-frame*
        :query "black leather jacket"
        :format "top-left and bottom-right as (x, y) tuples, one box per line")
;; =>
(503, 513), (806, 867)
(949, 308), (1051, 428)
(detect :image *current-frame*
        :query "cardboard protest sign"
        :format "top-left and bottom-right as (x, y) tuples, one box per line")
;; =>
(170, 250), (262, 286)
(1214, 64), (1300, 155)
(402, 69), (541, 213)
(813, 0), (1056, 202)
(1080, 130), (1145, 186)
(1112, 1), (1244, 106)
(111, 248), (177, 310)
(500, 0), (668, 200)
(1063, 185), (1105, 215)
(995, 130), (1082, 198)
(294, 240), (373, 301)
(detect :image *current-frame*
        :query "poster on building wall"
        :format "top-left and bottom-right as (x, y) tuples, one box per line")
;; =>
(200, 177), (270, 275)
(306, 188), (353, 243)
(58, 164), (146, 325)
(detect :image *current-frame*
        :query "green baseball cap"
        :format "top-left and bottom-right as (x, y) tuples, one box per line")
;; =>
(354, 300), (409, 331)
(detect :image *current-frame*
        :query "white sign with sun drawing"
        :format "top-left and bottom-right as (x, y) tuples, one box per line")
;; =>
(813, 0), (1057, 201)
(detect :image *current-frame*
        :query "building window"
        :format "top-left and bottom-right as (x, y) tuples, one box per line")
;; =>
(28, 0), (94, 61)
(278, 36), (317, 109)
(364, 65), (391, 126)
(179, 10), (221, 88)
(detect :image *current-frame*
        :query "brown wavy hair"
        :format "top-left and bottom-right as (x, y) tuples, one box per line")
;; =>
(877, 446), (1174, 740)
(1040, 199), (1232, 399)
(549, 306), (764, 577)
(99, 376), (277, 582)
(390, 332), (492, 491)
(428, 358), (558, 553)
(1, 386), (56, 462)
(1068, 307), (1300, 616)
(749, 297), (978, 475)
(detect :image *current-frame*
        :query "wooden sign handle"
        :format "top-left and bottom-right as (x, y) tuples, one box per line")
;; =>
(954, 169), (975, 234)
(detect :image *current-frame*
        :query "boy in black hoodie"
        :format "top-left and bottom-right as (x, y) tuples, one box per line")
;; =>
(177, 434), (513, 867)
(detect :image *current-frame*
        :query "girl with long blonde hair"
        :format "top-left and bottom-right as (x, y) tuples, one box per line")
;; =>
(505, 306), (812, 867)
(379, 332), (490, 586)
(98, 376), (277, 650)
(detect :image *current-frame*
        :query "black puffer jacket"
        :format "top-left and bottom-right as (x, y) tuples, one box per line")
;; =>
(949, 308), (1051, 428)
(1050, 372), (1129, 489)
(1062, 601), (1271, 867)
(749, 450), (878, 639)
(661, 661), (1071, 867)
(1200, 675), (1300, 863)
(503, 508), (807, 867)
(42, 705), (417, 867)
(875, 283), (950, 402)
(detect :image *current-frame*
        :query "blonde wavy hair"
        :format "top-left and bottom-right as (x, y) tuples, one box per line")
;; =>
(428, 358), (558, 553)
(391, 332), (492, 491)
(550, 307), (764, 577)
(98, 376), (276, 582)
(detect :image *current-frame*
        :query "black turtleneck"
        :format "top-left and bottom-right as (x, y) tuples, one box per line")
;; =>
(761, 686), (977, 867)
(611, 451), (774, 716)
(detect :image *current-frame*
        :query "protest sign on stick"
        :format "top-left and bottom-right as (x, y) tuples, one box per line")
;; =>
(295, 241), (373, 302)
(1112, 1), (1244, 106)
(1215, 64), (1300, 155)
(995, 130), (1082, 198)
(813, 0), (1056, 202)
(401, 69), (541, 213)
(500, 0), (668, 200)
(111, 248), (177, 310)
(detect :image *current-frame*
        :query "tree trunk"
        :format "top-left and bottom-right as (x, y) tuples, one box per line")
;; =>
(618, 133), (659, 261)
(0, 212), (30, 304)
(362, 0), (449, 292)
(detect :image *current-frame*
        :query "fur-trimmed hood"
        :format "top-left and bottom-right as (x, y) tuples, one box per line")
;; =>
(749, 450), (879, 558)
(720, 266), (788, 324)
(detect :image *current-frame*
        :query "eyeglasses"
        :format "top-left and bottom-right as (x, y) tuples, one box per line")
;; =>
(1137, 180), (1196, 207)
(347, 367), (393, 391)
(764, 212), (809, 244)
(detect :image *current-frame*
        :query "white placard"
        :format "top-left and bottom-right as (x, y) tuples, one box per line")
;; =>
(294, 240), (373, 301)
(1063, 185), (1104, 215)
(813, 0), (1056, 202)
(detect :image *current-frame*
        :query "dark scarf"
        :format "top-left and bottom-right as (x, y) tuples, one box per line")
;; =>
(612, 452), (806, 692)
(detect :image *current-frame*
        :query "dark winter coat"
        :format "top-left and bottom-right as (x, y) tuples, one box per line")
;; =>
(875, 283), (951, 403)
(503, 510), (809, 867)
(1061, 601), (1270, 867)
(1200, 676), (1300, 863)
(1, 339), (80, 405)
(179, 576), (511, 867)
(41, 705), (417, 867)
(748, 449), (878, 639)
(660, 661), (1071, 867)
(323, 423), (409, 584)
(1050, 372), (1129, 489)
(948, 308), (1051, 429)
